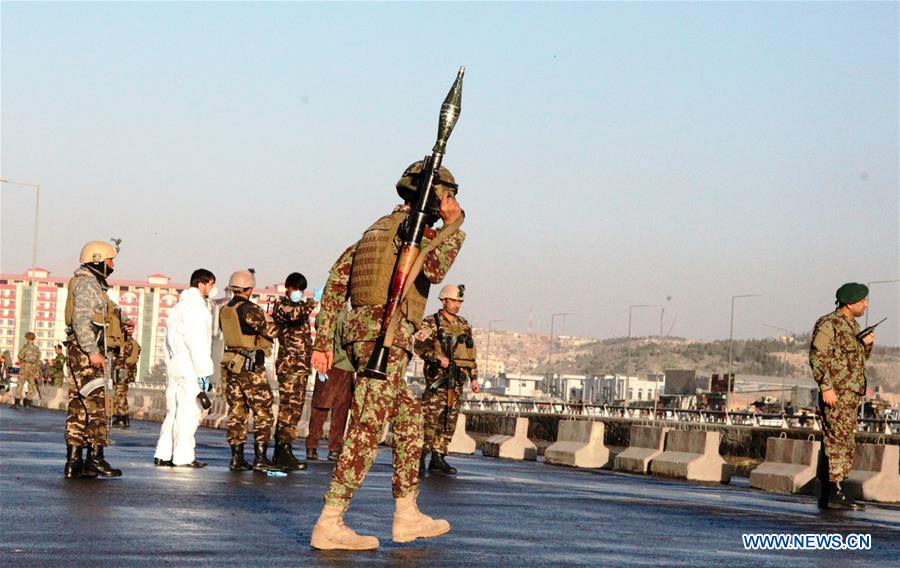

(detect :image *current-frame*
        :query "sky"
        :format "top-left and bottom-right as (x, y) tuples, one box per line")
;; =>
(2, 2), (898, 345)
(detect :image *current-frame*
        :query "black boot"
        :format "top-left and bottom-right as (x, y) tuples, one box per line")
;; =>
(306, 447), (319, 461)
(122, 415), (131, 429)
(327, 450), (340, 461)
(23, 398), (32, 409)
(11, 398), (19, 408)
(228, 444), (252, 471)
(83, 444), (123, 478)
(64, 445), (85, 479)
(252, 441), (283, 472)
(419, 450), (428, 478)
(828, 482), (864, 510)
(274, 441), (306, 471)
(110, 415), (121, 428)
(429, 452), (457, 475)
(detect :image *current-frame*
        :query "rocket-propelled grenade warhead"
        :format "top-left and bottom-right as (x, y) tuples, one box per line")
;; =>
(433, 66), (464, 155)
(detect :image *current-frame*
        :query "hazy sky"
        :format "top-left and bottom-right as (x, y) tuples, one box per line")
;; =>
(2, 2), (898, 344)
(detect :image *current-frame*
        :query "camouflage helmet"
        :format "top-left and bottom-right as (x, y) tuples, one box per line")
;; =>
(439, 284), (465, 301)
(79, 241), (118, 264)
(396, 160), (458, 202)
(227, 269), (256, 290)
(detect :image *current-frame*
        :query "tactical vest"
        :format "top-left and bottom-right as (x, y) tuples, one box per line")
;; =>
(349, 211), (429, 324)
(220, 299), (273, 356)
(434, 313), (477, 369)
(64, 275), (126, 349)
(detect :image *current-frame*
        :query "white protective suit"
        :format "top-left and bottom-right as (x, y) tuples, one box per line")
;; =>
(154, 287), (214, 465)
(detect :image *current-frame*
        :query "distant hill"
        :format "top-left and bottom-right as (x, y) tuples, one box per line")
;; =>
(471, 329), (900, 393)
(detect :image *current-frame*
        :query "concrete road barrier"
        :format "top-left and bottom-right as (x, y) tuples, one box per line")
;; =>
(545, 420), (610, 469)
(615, 425), (669, 474)
(147, 396), (168, 422)
(749, 436), (819, 494)
(482, 417), (537, 461)
(131, 394), (156, 420)
(448, 413), (476, 455)
(650, 429), (731, 484)
(843, 443), (900, 503)
(201, 397), (227, 428)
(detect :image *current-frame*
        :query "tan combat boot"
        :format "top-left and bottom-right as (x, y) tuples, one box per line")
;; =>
(310, 504), (379, 551)
(392, 492), (451, 543)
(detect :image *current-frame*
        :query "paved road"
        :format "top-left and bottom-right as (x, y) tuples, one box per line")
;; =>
(1, 407), (898, 566)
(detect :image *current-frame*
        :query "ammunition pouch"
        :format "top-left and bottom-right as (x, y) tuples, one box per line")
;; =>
(224, 348), (261, 373)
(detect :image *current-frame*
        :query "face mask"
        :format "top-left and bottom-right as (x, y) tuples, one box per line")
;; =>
(208, 285), (218, 299)
(289, 291), (303, 303)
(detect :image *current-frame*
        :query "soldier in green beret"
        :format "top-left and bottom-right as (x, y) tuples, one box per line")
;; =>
(809, 282), (874, 510)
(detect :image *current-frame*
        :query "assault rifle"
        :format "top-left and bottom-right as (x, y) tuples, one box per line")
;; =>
(79, 238), (122, 398)
(364, 67), (465, 378)
(857, 317), (886, 342)
(426, 331), (474, 430)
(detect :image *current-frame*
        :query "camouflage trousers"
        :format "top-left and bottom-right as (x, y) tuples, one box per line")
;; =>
(820, 389), (861, 482)
(421, 381), (465, 454)
(15, 363), (40, 400)
(64, 342), (108, 447)
(113, 381), (129, 415)
(222, 364), (274, 446)
(275, 363), (310, 444)
(324, 342), (423, 507)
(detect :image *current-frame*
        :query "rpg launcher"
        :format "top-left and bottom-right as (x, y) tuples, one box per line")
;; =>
(364, 67), (465, 379)
(856, 317), (886, 342)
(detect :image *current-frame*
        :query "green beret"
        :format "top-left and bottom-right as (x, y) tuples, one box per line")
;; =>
(835, 282), (868, 305)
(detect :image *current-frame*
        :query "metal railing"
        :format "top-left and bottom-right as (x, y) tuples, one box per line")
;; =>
(459, 399), (899, 434)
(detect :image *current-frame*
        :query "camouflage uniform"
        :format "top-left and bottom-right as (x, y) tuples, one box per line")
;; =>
(1, 349), (12, 387)
(64, 266), (126, 447)
(272, 296), (317, 443)
(809, 309), (870, 482)
(112, 338), (140, 415)
(221, 297), (279, 446)
(15, 342), (41, 401)
(51, 353), (67, 387)
(415, 311), (478, 455)
(316, 204), (465, 507)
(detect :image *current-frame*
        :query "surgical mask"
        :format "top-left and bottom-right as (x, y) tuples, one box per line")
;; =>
(208, 285), (218, 299)
(289, 291), (302, 303)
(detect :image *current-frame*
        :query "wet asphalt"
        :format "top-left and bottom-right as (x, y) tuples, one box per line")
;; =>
(1, 406), (898, 567)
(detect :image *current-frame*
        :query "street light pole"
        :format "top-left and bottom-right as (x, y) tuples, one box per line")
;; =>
(0, 178), (41, 286)
(626, 304), (659, 407)
(486, 319), (508, 380)
(727, 294), (762, 409)
(764, 323), (791, 412)
(549, 312), (574, 395)
(864, 279), (900, 328)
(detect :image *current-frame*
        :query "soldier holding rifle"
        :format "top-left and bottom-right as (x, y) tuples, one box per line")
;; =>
(309, 68), (467, 551)
(63, 240), (134, 479)
(415, 283), (479, 476)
